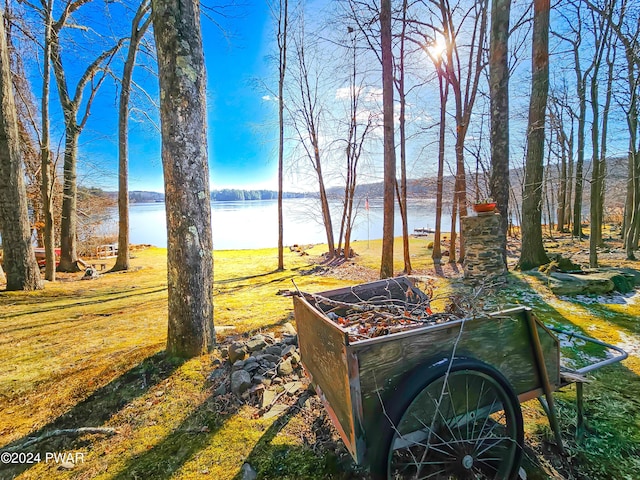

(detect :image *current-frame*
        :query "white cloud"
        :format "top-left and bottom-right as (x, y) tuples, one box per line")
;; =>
(364, 88), (383, 103)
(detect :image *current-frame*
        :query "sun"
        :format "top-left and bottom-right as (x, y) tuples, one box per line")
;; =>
(428, 36), (448, 59)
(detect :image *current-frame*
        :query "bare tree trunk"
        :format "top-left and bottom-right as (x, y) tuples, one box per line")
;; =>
(112, 1), (152, 272)
(518, 0), (551, 271)
(58, 127), (80, 271)
(598, 41), (615, 241)
(566, 121), (574, 232)
(489, 0), (511, 267)
(0, 11), (42, 291)
(152, 0), (214, 357)
(396, 0), (411, 274)
(570, 23), (589, 240)
(288, 22), (335, 258)
(380, 0), (395, 278)
(588, 28), (609, 267)
(276, 0), (288, 271)
(40, 0), (56, 281)
(432, 69), (447, 266)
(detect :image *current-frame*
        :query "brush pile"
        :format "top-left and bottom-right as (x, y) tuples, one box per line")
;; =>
(306, 279), (461, 342)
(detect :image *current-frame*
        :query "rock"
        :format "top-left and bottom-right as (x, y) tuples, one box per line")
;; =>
(231, 370), (252, 396)
(59, 461), (75, 470)
(262, 388), (276, 408)
(547, 272), (615, 295)
(243, 361), (261, 373)
(281, 344), (296, 358)
(277, 358), (294, 376)
(214, 383), (227, 396)
(282, 322), (297, 336)
(246, 335), (267, 352)
(291, 352), (301, 366)
(260, 353), (281, 363)
(282, 334), (298, 346)
(232, 360), (245, 371)
(263, 404), (288, 419)
(241, 463), (258, 480)
(300, 396), (312, 409)
(252, 374), (266, 384)
(265, 345), (283, 356)
(283, 381), (304, 395)
(207, 369), (226, 381)
(228, 342), (248, 363)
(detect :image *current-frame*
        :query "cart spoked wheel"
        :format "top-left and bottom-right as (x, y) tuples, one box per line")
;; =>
(380, 358), (523, 480)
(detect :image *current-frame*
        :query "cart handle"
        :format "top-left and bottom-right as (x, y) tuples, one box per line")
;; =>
(546, 325), (629, 375)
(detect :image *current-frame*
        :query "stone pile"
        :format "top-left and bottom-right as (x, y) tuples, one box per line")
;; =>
(213, 323), (310, 417)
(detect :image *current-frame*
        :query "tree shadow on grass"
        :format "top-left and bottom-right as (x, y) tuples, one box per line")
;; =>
(232, 394), (365, 480)
(108, 391), (240, 480)
(0, 287), (167, 323)
(0, 351), (183, 479)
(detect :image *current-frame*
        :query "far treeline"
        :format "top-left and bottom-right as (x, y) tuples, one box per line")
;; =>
(125, 190), (309, 203)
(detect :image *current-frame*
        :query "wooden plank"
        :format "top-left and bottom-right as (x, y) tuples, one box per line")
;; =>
(293, 296), (356, 458)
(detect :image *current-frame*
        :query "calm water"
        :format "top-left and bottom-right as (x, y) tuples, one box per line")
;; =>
(121, 198), (443, 250)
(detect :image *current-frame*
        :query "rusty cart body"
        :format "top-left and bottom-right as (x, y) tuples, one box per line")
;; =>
(292, 277), (628, 479)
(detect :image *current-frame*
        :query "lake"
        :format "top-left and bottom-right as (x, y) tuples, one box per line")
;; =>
(121, 197), (444, 250)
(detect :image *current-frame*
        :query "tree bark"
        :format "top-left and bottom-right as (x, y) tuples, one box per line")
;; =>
(380, 0), (395, 279)
(152, 0), (215, 357)
(276, 0), (288, 271)
(41, 0), (56, 281)
(112, 1), (152, 272)
(432, 67), (447, 266)
(58, 126), (80, 272)
(0, 11), (42, 291)
(518, 0), (551, 271)
(396, 0), (411, 274)
(489, 0), (511, 267)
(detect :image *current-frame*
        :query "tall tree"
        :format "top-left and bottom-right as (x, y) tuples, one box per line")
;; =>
(380, 0), (395, 278)
(554, 1), (592, 240)
(588, 1), (613, 268)
(274, 0), (288, 271)
(152, 0), (215, 357)
(489, 0), (511, 266)
(394, 0), (412, 274)
(518, 0), (551, 270)
(431, 50), (448, 266)
(0, 10), (42, 291)
(49, 0), (123, 271)
(418, 0), (488, 263)
(112, 0), (152, 272)
(336, 27), (372, 260)
(288, 18), (335, 258)
(40, 0), (56, 281)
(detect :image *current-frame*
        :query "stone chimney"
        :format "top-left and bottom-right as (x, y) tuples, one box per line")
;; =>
(461, 213), (507, 283)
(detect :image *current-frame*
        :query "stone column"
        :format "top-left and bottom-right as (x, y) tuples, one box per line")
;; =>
(462, 213), (507, 283)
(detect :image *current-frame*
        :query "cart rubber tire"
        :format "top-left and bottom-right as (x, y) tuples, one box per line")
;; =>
(371, 357), (524, 480)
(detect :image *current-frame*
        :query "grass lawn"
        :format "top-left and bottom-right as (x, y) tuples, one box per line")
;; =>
(0, 236), (639, 479)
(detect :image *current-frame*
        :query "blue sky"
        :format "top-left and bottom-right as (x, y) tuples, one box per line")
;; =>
(68, 2), (280, 193)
